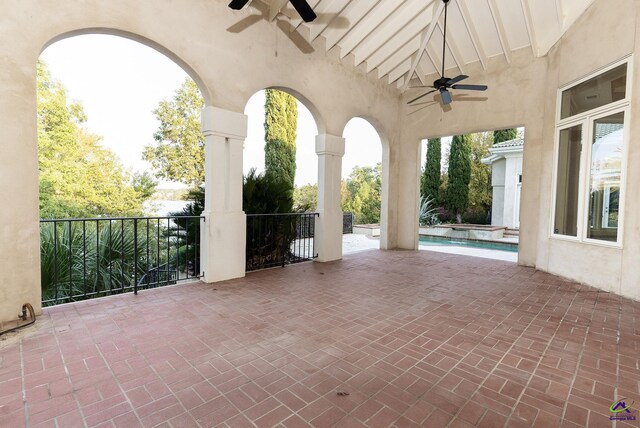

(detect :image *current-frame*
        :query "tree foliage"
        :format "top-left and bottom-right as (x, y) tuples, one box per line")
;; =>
(243, 169), (298, 270)
(37, 61), (152, 219)
(468, 132), (493, 212)
(421, 138), (441, 204)
(493, 128), (518, 144)
(143, 78), (205, 187)
(243, 168), (294, 215)
(341, 164), (382, 224)
(294, 184), (318, 211)
(264, 89), (297, 188)
(445, 135), (472, 222)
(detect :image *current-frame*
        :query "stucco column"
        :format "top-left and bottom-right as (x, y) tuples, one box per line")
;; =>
(0, 56), (41, 325)
(315, 134), (345, 262)
(200, 106), (247, 282)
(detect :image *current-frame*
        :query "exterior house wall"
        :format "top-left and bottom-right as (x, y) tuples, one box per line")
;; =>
(488, 154), (522, 229)
(503, 155), (523, 229)
(535, 0), (640, 299)
(0, 0), (402, 324)
(491, 159), (506, 227)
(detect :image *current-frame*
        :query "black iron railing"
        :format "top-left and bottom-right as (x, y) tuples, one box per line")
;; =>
(343, 212), (354, 234)
(40, 216), (203, 306)
(246, 213), (318, 271)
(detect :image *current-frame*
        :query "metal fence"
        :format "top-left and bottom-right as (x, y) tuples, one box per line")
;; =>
(343, 212), (354, 234)
(246, 213), (319, 271)
(40, 216), (203, 306)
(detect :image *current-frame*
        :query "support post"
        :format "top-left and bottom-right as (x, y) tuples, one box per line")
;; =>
(315, 134), (345, 262)
(200, 106), (247, 282)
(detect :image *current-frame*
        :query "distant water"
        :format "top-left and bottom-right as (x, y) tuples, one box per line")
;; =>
(144, 200), (192, 216)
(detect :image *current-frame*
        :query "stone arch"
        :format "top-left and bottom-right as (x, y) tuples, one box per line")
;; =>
(41, 28), (213, 106)
(341, 115), (392, 250)
(242, 88), (322, 188)
(250, 85), (327, 136)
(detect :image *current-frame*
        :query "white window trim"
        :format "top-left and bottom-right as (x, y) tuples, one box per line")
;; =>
(550, 56), (632, 248)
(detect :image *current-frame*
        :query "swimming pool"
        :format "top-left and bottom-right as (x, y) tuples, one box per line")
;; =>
(419, 235), (518, 253)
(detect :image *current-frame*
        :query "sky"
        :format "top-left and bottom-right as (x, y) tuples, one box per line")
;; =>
(40, 34), (383, 189)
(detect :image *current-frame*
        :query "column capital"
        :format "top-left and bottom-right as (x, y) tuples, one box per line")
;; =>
(201, 106), (248, 140)
(315, 134), (345, 156)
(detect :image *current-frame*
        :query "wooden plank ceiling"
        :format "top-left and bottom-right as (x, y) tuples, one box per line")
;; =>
(236, 0), (595, 90)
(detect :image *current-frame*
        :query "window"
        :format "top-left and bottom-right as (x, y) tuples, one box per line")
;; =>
(552, 59), (630, 246)
(554, 125), (582, 237)
(560, 64), (627, 119)
(587, 112), (624, 241)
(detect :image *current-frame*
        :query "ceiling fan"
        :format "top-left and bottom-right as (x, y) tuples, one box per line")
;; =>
(229, 0), (317, 23)
(408, 0), (487, 106)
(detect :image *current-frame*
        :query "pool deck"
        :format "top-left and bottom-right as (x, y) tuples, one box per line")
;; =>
(418, 243), (518, 263)
(344, 234), (518, 263)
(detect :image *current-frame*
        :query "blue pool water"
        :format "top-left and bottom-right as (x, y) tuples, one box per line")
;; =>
(419, 235), (518, 253)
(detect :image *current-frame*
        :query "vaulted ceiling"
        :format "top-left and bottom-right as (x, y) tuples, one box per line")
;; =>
(237, 0), (595, 91)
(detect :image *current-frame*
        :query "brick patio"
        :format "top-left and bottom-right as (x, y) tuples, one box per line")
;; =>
(1, 249), (638, 427)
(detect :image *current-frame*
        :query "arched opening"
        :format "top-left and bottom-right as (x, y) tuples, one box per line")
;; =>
(418, 127), (524, 261)
(38, 34), (208, 306)
(242, 88), (322, 271)
(243, 89), (319, 191)
(341, 118), (383, 255)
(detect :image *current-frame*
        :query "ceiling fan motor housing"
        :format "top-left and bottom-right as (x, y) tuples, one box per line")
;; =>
(434, 77), (450, 88)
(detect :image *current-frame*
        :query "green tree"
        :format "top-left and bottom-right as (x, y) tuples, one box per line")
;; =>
(132, 172), (159, 201)
(493, 128), (518, 144)
(445, 135), (472, 223)
(243, 169), (299, 270)
(468, 132), (493, 213)
(264, 89), (298, 188)
(294, 184), (318, 211)
(37, 61), (150, 218)
(143, 78), (205, 187)
(341, 164), (382, 224)
(421, 138), (441, 204)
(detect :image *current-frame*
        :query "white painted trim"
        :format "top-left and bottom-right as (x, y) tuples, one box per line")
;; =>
(556, 56), (632, 123)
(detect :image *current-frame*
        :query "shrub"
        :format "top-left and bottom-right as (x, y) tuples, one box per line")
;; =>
(419, 196), (440, 226)
(462, 209), (490, 225)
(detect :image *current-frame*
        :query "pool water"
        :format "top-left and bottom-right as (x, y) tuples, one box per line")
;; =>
(419, 235), (518, 253)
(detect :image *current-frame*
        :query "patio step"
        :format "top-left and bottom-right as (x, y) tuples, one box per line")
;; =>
(504, 228), (520, 237)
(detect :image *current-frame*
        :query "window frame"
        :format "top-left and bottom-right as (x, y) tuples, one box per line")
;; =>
(550, 56), (632, 248)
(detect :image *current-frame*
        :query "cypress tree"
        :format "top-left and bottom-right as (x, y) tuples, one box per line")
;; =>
(445, 134), (472, 223)
(264, 89), (298, 189)
(493, 128), (518, 144)
(421, 138), (441, 204)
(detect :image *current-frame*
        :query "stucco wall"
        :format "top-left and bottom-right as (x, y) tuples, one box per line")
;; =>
(0, 0), (402, 324)
(535, 0), (640, 299)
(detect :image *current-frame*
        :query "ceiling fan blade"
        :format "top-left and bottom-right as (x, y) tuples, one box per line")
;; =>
(445, 75), (468, 85)
(289, 0), (317, 22)
(451, 84), (488, 91)
(228, 0), (250, 10)
(440, 89), (452, 105)
(408, 89), (437, 105)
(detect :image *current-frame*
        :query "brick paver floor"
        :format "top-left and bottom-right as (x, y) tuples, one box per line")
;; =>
(1, 250), (638, 427)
